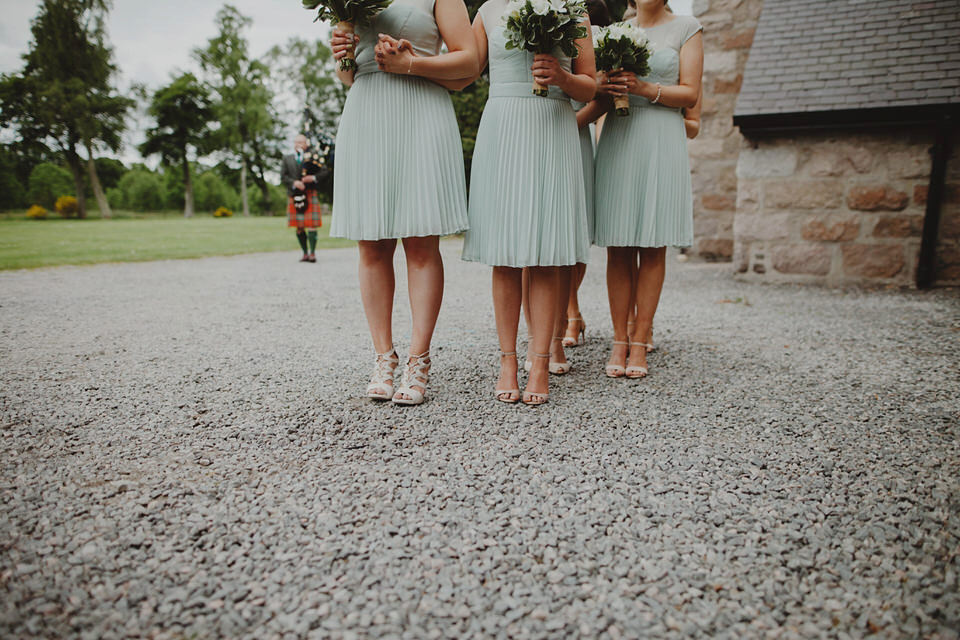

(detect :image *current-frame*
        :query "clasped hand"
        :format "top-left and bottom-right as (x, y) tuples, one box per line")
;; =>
(597, 70), (638, 97)
(375, 34), (416, 74)
(531, 54), (566, 87)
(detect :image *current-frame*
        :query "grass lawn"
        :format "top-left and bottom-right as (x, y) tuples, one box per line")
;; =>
(0, 212), (353, 270)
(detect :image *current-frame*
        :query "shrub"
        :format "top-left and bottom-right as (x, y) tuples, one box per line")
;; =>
(28, 163), (74, 209)
(55, 195), (79, 218)
(194, 171), (240, 213)
(213, 206), (233, 218)
(115, 169), (166, 212)
(26, 204), (48, 219)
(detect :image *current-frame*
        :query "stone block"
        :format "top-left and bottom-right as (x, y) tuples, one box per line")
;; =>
(886, 151), (930, 179)
(847, 185), (910, 211)
(841, 244), (905, 278)
(688, 139), (725, 159)
(702, 194), (737, 211)
(735, 212), (792, 241)
(772, 244), (831, 275)
(805, 150), (851, 177)
(714, 75), (743, 94)
(802, 215), (861, 242)
(722, 29), (755, 50)
(938, 209), (960, 238)
(872, 215), (923, 238)
(914, 185), (928, 206)
(733, 242), (749, 272)
(704, 51), (737, 75)
(935, 244), (960, 282)
(766, 179), (844, 210)
(737, 181), (761, 213)
(843, 145), (875, 173)
(695, 238), (734, 260)
(737, 148), (798, 178)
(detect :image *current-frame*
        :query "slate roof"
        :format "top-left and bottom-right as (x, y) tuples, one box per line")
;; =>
(734, 0), (960, 119)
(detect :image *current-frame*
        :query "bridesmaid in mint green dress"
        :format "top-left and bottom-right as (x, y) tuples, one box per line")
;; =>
(461, 0), (595, 405)
(581, 0), (702, 381)
(330, 0), (478, 405)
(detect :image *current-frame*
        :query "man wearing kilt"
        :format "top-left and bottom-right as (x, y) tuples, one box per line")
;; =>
(281, 134), (326, 262)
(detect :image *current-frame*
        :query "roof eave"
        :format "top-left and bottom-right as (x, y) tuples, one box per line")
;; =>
(733, 104), (960, 136)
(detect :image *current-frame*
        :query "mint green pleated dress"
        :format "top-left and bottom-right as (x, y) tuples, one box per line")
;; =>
(330, 0), (469, 241)
(593, 16), (702, 248)
(573, 100), (596, 243)
(461, 0), (590, 267)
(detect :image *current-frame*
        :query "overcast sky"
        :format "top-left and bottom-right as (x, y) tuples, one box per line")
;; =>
(0, 0), (330, 91)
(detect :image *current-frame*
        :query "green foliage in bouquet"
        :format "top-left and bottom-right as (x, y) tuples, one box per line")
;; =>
(302, 0), (392, 71)
(302, 0), (391, 27)
(503, 0), (587, 57)
(503, 0), (587, 95)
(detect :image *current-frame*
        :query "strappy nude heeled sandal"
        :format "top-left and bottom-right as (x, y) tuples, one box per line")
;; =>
(393, 351), (430, 405)
(366, 348), (399, 400)
(562, 316), (586, 347)
(605, 341), (628, 378)
(495, 351), (521, 404)
(626, 342), (653, 379)
(522, 353), (550, 406)
(549, 336), (570, 375)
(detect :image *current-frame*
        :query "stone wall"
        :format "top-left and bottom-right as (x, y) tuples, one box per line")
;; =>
(935, 131), (960, 285)
(687, 0), (761, 260)
(733, 129), (960, 287)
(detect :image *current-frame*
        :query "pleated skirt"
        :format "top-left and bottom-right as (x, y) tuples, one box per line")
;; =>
(593, 98), (693, 248)
(462, 85), (590, 267)
(578, 122), (596, 244)
(331, 72), (468, 241)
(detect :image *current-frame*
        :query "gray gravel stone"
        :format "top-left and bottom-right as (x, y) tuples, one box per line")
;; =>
(0, 241), (958, 638)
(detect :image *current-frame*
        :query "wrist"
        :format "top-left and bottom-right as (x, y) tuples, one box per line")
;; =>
(406, 56), (415, 75)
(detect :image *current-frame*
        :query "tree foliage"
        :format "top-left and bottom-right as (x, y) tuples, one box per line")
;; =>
(0, 0), (132, 217)
(194, 5), (284, 215)
(140, 73), (214, 217)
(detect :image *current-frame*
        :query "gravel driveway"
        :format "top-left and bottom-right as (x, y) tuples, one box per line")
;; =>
(1, 239), (958, 639)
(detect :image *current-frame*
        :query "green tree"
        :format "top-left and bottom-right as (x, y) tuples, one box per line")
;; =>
(140, 73), (215, 218)
(194, 5), (284, 216)
(0, 0), (133, 218)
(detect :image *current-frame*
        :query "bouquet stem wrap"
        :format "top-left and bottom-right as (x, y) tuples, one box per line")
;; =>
(613, 94), (630, 116)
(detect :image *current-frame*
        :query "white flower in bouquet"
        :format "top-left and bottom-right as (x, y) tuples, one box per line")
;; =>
(594, 21), (652, 115)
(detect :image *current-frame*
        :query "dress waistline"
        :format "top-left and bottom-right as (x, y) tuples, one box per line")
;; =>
(489, 82), (571, 102)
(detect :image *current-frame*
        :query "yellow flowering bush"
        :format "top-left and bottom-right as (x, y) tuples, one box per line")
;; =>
(213, 206), (233, 218)
(27, 204), (48, 219)
(55, 195), (79, 218)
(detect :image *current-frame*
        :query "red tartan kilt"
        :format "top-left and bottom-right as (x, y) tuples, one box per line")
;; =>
(287, 193), (323, 228)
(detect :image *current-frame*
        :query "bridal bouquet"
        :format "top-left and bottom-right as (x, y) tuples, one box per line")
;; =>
(302, 0), (393, 71)
(593, 21), (651, 115)
(503, 0), (587, 96)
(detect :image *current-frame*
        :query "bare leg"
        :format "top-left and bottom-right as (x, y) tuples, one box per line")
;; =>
(493, 266), (522, 401)
(606, 246), (636, 374)
(358, 239), (397, 354)
(628, 246), (667, 375)
(626, 251), (639, 341)
(524, 266), (558, 402)
(563, 262), (587, 346)
(521, 267), (532, 367)
(550, 265), (572, 370)
(394, 235), (443, 401)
